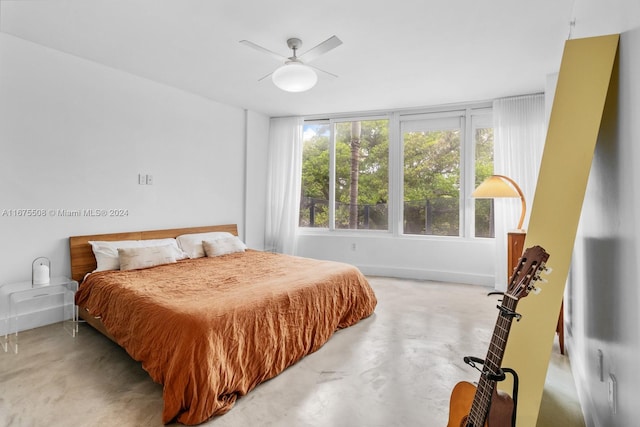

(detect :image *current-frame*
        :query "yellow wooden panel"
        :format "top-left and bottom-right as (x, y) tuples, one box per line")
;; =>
(500, 34), (619, 427)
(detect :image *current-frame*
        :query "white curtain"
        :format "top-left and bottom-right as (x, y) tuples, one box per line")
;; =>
(265, 116), (303, 255)
(493, 94), (546, 290)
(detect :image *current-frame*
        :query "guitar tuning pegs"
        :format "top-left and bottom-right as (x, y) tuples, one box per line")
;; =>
(543, 266), (553, 274)
(532, 287), (542, 295)
(536, 276), (549, 284)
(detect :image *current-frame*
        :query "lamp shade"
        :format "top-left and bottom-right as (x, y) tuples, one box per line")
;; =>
(272, 62), (318, 92)
(472, 174), (527, 230)
(32, 256), (51, 286)
(472, 175), (520, 198)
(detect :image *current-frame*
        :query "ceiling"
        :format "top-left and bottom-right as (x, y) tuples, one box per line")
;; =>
(0, 0), (575, 117)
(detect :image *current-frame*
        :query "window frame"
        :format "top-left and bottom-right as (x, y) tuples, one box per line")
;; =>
(300, 115), (391, 232)
(299, 119), (331, 229)
(399, 111), (465, 237)
(298, 103), (493, 239)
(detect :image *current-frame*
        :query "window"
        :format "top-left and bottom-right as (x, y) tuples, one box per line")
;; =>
(299, 104), (493, 238)
(402, 116), (462, 236)
(473, 118), (495, 238)
(300, 122), (330, 228)
(300, 119), (389, 230)
(334, 120), (389, 230)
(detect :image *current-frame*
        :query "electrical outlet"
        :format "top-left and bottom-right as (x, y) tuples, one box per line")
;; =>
(138, 173), (146, 185)
(146, 174), (153, 185)
(351, 243), (357, 251)
(608, 373), (617, 414)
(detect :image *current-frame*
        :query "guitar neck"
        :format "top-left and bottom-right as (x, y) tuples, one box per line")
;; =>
(467, 294), (519, 425)
(449, 244), (550, 427)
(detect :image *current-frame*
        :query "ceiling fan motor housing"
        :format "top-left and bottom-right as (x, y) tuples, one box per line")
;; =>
(286, 38), (303, 52)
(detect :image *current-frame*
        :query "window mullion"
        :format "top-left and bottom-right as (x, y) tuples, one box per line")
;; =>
(328, 121), (336, 231)
(389, 112), (402, 237)
(462, 108), (474, 238)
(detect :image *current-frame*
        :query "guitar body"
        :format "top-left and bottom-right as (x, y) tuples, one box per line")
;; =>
(447, 381), (514, 427)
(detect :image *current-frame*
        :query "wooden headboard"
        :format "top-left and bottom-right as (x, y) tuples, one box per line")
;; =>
(69, 224), (238, 283)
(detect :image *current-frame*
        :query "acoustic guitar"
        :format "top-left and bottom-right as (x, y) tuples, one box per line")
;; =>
(447, 245), (550, 427)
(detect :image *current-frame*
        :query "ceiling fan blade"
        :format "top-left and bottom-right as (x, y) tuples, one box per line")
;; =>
(257, 70), (274, 82)
(299, 35), (343, 63)
(307, 64), (339, 79)
(239, 40), (287, 62)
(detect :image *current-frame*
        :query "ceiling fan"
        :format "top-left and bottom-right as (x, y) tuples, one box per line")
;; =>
(240, 35), (343, 92)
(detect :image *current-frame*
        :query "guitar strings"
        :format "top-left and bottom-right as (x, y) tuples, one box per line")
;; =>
(468, 264), (537, 425)
(468, 283), (522, 425)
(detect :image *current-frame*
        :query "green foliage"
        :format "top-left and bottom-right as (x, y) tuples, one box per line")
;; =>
(300, 128), (330, 200)
(334, 120), (389, 205)
(334, 120), (389, 229)
(402, 129), (460, 235)
(300, 124), (330, 227)
(403, 130), (460, 201)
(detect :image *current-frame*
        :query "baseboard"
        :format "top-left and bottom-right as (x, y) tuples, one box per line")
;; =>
(356, 264), (494, 286)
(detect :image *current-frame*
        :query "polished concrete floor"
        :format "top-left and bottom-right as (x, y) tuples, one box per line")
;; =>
(0, 277), (584, 427)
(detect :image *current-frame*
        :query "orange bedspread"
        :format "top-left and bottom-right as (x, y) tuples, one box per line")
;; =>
(75, 250), (377, 425)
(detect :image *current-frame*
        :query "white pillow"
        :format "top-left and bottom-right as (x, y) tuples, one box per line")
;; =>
(89, 240), (142, 271)
(118, 245), (177, 271)
(89, 238), (187, 271)
(176, 232), (234, 259)
(203, 236), (247, 257)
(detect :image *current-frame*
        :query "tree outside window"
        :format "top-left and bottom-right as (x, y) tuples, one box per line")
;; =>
(334, 120), (388, 230)
(300, 120), (389, 230)
(299, 123), (330, 228)
(403, 127), (461, 236)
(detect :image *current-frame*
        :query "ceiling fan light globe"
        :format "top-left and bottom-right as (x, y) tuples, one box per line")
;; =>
(272, 63), (318, 92)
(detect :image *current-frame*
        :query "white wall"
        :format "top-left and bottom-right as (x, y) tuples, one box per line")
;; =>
(297, 234), (495, 286)
(0, 33), (247, 284)
(566, 1), (640, 425)
(244, 110), (270, 250)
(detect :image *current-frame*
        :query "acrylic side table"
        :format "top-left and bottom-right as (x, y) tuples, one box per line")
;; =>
(1, 277), (78, 353)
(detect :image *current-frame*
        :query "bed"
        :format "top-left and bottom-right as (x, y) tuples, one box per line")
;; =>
(69, 224), (377, 425)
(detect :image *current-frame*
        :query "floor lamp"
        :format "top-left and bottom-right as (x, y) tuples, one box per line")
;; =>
(472, 173), (527, 280)
(472, 174), (526, 231)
